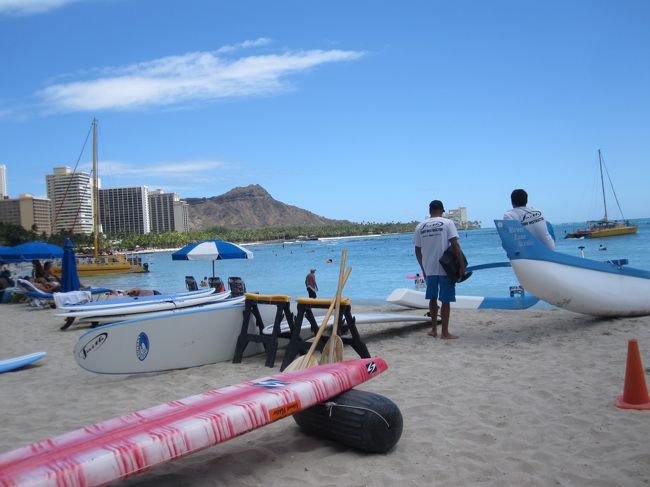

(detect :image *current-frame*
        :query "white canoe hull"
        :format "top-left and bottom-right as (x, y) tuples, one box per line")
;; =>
(496, 219), (650, 317)
(511, 259), (650, 317)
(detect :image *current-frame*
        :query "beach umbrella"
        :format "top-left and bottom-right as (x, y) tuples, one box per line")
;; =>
(61, 239), (80, 293)
(0, 245), (13, 263)
(2, 242), (63, 262)
(171, 240), (253, 277)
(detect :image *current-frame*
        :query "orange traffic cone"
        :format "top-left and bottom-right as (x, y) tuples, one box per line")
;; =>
(616, 339), (650, 410)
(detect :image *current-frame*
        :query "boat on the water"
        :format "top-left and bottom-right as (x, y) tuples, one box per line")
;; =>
(565, 150), (638, 239)
(51, 119), (149, 277)
(496, 219), (650, 317)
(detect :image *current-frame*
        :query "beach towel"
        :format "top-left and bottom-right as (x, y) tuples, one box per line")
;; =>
(53, 291), (92, 308)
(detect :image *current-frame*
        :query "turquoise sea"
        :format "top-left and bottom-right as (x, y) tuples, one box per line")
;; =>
(84, 218), (650, 305)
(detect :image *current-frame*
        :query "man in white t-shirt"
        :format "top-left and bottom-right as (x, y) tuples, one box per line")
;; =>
(503, 189), (555, 250)
(413, 200), (465, 339)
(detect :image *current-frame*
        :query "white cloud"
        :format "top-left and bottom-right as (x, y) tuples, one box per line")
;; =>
(36, 45), (365, 112)
(91, 160), (234, 179)
(216, 38), (273, 54)
(0, 0), (83, 15)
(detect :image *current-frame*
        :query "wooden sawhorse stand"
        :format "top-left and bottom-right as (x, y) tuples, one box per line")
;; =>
(280, 297), (370, 371)
(232, 293), (294, 368)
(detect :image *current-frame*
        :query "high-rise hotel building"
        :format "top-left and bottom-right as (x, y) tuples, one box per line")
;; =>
(98, 186), (151, 235)
(46, 166), (94, 234)
(0, 164), (7, 199)
(0, 194), (52, 235)
(148, 189), (189, 233)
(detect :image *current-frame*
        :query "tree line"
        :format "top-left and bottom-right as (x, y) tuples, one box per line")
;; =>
(1, 222), (419, 251)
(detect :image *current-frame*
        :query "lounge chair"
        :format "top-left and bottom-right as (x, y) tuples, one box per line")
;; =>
(208, 276), (225, 292)
(15, 279), (110, 308)
(228, 276), (246, 297)
(185, 276), (199, 291)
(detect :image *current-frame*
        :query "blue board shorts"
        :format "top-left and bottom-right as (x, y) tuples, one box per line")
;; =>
(425, 275), (456, 303)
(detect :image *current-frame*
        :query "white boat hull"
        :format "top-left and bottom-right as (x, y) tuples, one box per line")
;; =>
(496, 219), (650, 317)
(511, 259), (650, 317)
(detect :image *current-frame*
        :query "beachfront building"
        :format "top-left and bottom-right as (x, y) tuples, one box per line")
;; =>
(0, 194), (53, 235)
(46, 166), (94, 234)
(0, 164), (7, 199)
(173, 198), (190, 233)
(98, 186), (151, 235)
(148, 189), (190, 233)
(447, 206), (481, 230)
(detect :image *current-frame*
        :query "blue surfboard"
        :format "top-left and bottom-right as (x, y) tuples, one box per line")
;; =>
(0, 352), (46, 373)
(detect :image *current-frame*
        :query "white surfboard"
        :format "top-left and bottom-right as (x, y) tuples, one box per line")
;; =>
(73, 296), (276, 374)
(74, 297), (239, 326)
(263, 312), (429, 335)
(386, 288), (539, 310)
(58, 291), (229, 320)
(58, 288), (216, 312)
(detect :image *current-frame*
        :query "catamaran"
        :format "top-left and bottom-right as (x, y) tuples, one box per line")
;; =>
(565, 150), (638, 239)
(52, 119), (149, 276)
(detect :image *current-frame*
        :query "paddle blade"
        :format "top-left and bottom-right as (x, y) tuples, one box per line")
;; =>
(319, 335), (344, 365)
(283, 354), (318, 372)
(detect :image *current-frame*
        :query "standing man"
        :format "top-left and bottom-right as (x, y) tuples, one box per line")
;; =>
(305, 268), (318, 298)
(414, 200), (465, 339)
(504, 189), (555, 250)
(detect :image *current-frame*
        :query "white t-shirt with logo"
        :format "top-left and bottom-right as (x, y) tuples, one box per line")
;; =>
(503, 206), (555, 250)
(413, 217), (459, 276)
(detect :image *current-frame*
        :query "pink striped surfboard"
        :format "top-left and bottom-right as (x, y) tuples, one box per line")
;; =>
(0, 358), (387, 487)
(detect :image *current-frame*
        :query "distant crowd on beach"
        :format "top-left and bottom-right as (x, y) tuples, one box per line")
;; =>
(0, 260), (159, 299)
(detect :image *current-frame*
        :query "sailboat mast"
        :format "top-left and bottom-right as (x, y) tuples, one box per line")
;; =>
(92, 118), (99, 259)
(598, 149), (608, 222)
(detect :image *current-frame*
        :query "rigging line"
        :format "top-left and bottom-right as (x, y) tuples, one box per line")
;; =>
(601, 153), (627, 220)
(53, 122), (93, 231)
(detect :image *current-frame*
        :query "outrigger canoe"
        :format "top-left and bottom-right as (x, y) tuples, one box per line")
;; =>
(495, 219), (650, 317)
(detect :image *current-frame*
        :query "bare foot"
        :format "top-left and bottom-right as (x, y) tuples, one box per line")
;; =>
(440, 334), (458, 340)
(427, 330), (438, 337)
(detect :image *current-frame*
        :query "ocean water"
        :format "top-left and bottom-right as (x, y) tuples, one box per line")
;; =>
(84, 218), (650, 305)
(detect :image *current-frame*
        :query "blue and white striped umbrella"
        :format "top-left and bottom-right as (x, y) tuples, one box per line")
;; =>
(171, 240), (253, 277)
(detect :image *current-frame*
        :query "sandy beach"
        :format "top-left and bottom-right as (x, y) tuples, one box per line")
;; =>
(1, 302), (649, 486)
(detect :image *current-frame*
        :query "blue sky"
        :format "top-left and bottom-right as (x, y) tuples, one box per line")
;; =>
(1, 0), (649, 227)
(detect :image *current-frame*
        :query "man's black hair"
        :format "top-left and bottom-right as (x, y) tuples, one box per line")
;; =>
(511, 189), (528, 207)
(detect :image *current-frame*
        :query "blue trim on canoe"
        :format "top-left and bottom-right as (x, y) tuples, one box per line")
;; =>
(494, 219), (650, 280)
(478, 295), (539, 310)
(75, 297), (245, 341)
(466, 262), (511, 272)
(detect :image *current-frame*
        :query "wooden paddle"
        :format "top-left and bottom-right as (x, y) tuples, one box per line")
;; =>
(319, 249), (348, 364)
(283, 265), (351, 372)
